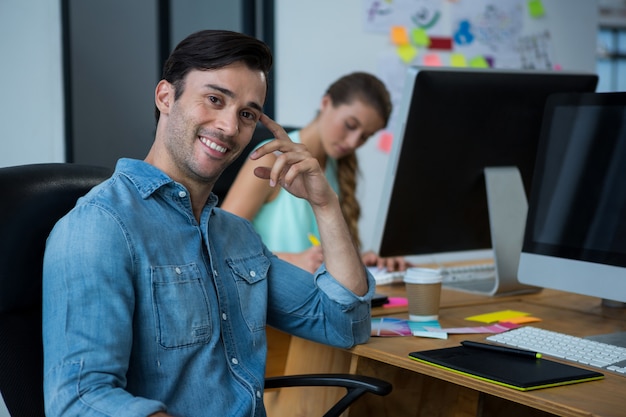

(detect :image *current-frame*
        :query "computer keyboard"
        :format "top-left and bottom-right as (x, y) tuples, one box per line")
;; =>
(371, 262), (496, 287)
(487, 326), (626, 376)
(441, 262), (495, 282)
(440, 262), (495, 292)
(369, 267), (405, 286)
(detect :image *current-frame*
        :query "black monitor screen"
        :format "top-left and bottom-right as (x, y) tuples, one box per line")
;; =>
(373, 67), (598, 258)
(518, 92), (626, 304)
(523, 92), (626, 266)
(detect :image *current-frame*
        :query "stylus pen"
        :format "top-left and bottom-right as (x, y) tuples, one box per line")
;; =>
(308, 233), (320, 247)
(461, 340), (542, 359)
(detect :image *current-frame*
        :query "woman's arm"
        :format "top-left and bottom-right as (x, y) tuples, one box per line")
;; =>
(220, 147), (277, 221)
(222, 152), (324, 273)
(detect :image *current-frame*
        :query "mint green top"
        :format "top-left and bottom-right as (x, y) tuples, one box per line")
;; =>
(252, 130), (339, 252)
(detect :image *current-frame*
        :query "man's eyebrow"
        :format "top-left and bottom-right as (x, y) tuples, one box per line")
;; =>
(205, 83), (264, 113)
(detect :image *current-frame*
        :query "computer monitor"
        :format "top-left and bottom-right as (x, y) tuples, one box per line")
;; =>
(519, 92), (626, 306)
(372, 66), (598, 295)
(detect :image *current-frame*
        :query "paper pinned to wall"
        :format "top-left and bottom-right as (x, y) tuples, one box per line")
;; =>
(364, 0), (559, 70)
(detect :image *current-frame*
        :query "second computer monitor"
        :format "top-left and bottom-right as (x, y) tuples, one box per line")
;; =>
(372, 66), (597, 295)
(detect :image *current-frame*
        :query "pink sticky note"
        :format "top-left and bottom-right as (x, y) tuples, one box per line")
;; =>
(423, 53), (443, 67)
(377, 131), (393, 153)
(383, 297), (408, 308)
(502, 316), (542, 324)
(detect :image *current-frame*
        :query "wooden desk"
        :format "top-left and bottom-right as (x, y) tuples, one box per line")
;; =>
(265, 287), (626, 417)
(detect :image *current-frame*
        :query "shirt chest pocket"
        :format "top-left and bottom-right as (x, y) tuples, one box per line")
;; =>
(227, 255), (270, 332)
(152, 263), (211, 349)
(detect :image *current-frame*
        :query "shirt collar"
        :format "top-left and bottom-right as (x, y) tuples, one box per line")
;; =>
(115, 158), (175, 199)
(114, 158), (219, 208)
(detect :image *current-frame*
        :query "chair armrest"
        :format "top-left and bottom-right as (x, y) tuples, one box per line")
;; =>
(264, 373), (392, 417)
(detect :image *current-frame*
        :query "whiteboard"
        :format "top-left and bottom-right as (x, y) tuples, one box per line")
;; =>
(274, 0), (598, 251)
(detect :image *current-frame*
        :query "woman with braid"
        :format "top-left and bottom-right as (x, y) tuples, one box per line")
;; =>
(222, 72), (407, 273)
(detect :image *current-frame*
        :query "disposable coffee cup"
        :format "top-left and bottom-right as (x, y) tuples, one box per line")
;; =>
(404, 267), (443, 322)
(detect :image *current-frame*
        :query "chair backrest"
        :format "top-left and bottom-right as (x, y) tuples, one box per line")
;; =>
(212, 123), (299, 206)
(0, 163), (113, 417)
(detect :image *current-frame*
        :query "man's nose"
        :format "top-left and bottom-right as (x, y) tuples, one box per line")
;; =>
(215, 110), (240, 136)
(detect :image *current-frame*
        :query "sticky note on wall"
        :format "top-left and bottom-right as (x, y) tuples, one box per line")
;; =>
(411, 27), (430, 47)
(528, 0), (545, 18)
(423, 53), (443, 67)
(450, 53), (467, 67)
(390, 26), (410, 45)
(397, 44), (418, 63)
(377, 131), (393, 153)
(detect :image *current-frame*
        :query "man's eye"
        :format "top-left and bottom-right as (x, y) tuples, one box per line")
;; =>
(241, 111), (257, 121)
(208, 96), (221, 105)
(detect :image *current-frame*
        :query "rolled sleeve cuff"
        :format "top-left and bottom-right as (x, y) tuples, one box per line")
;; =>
(314, 265), (376, 309)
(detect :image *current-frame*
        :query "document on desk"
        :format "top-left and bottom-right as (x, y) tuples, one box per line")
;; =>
(409, 345), (604, 391)
(371, 317), (447, 339)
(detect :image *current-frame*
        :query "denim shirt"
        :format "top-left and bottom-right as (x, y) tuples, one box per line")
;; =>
(42, 158), (375, 417)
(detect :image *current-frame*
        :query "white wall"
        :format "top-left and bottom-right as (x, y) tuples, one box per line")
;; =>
(1, 0), (599, 251)
(0, 0), (65, 168)
(274, 0), (599, 251)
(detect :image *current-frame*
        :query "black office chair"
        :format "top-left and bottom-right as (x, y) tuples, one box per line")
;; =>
(0, 162), (391, 417)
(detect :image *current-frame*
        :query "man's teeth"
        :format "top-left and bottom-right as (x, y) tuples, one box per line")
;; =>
(200, 137), (227, 153)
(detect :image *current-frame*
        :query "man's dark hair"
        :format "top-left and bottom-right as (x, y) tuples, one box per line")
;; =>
(155, 29), (273, 122)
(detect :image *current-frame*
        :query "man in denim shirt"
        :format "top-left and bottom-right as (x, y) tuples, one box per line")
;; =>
(42, 30), (375, 417)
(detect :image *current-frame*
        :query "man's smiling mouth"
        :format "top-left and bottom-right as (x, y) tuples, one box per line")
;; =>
(200, 136), (227, 154)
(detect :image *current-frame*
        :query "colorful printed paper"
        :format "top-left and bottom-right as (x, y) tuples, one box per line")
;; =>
(371, 317), (446, 339)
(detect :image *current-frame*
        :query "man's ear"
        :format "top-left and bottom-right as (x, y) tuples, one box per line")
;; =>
(155, 80), (173, 115)
(320, 94), (332, 112)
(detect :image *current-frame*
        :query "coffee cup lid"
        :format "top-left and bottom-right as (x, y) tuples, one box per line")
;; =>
(403, 267), (443, 284)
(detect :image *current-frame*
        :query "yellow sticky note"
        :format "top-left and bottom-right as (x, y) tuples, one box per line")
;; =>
(396, 44), (418, 63)
(450, 53), (467, 67)
(423, 53), (443, 67)
(465, 310), (530, 324)
(411, 28), (430, 47)
(528, 0), (545, 18)
(390, 26), (410, 46)
(469, 55), (489, 68)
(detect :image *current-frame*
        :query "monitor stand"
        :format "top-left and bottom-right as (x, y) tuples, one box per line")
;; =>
(443, 167), (541, 296)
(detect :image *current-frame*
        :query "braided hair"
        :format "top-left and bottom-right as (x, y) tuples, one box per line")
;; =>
(325, 72), (392, 249)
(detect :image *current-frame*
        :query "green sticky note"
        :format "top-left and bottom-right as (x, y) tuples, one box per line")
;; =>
(469, 56), (489, 68)
(528, 0), (545, 18)
(411, 27), (430, 47)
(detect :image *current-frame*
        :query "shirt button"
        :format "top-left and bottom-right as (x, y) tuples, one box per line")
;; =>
(231, 358), (238, 365)
(175, 267), (182, 274)
(178, 191), (186, 198)
(222, 313), (227, 321)
(249, 270), (256, 278)
(256, 390), (262, 398)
